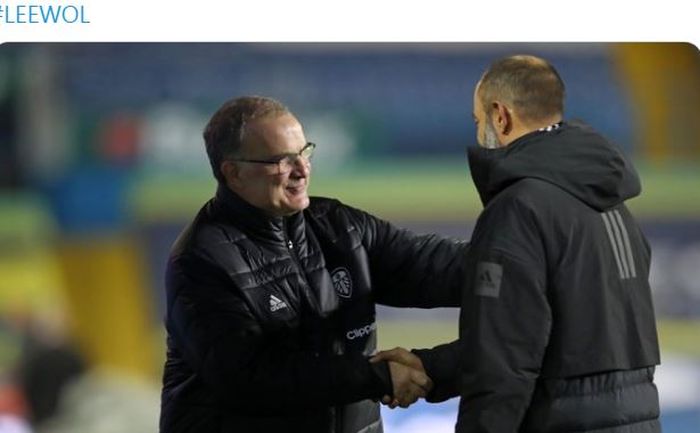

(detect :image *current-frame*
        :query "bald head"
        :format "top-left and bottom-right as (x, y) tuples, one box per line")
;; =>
(477, 55), (565, 125)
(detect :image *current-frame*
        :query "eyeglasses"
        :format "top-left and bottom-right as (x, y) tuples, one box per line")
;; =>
(230, 142), (316, 175)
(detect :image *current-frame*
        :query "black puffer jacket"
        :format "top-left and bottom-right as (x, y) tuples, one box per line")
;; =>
(160, 185), (466, 433)
(417, 122), (661, 433)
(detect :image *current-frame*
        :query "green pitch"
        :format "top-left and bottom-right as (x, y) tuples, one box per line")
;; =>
(308, 160), (700, 221)
(130, 159), (700, 223)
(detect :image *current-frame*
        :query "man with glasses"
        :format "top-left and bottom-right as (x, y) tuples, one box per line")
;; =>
(159, 96), (466, 433)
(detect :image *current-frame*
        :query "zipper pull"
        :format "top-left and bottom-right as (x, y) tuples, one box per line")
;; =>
(287, 240), (294, 249)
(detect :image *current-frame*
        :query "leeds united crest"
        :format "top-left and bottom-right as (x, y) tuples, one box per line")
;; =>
(331, 267), (353, 298)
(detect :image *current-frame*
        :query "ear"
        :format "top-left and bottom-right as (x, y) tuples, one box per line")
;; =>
(491, 101), (513, 135)
(220, 160), (241, 187)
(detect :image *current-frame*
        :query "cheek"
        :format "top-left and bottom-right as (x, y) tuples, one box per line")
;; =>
(269, 176), (287, 194)
(250, 178), (279, 199)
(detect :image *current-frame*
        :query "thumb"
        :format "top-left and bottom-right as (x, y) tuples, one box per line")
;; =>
(369, 349), (391, 363)
(370, 347), (404, 363)
(410, 369), (434, 391)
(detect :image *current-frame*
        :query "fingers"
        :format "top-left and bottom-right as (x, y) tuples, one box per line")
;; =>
(394, 382), (425, 408)
(386, 360), (432, 409)
(372, 347), (433, 409)
(380, 395), (401, 409)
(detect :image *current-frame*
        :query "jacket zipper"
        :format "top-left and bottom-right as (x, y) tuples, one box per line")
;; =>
(283, 218), (302, 268)
(283, 218), (321, 323)
(284, 218), (343, 432)
(284, 219), (341, 432)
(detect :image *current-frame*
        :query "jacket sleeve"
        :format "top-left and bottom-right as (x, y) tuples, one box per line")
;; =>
(165, 252), (392, 414)
(350, 206), (468, 307)
(456, 199), (551, 433)
(412, 340), (461, 402)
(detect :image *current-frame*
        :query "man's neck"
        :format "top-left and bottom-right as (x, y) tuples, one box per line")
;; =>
(501, 116), (562, 147)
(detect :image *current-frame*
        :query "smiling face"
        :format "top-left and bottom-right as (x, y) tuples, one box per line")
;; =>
(225, 113), (311, 217)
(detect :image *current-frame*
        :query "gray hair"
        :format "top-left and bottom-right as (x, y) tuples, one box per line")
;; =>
(203, 96), (290, 183)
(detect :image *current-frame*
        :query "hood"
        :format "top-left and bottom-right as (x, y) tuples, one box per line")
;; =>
(467, 121), (641, 211)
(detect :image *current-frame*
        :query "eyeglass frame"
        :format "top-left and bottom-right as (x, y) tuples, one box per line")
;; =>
(228, 142), (316, 174)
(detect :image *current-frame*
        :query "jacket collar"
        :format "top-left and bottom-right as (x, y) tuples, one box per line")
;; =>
(213, 184), (306, 246)
(467, 121), (641, 210)
(467, 127), (548, 206)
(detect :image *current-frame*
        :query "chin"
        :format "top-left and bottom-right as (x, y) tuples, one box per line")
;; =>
(293, 196), (311, 210)
(281, 195), (310, 214)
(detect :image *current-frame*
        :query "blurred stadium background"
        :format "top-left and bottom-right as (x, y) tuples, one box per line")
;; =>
(0, 43), (698, 432)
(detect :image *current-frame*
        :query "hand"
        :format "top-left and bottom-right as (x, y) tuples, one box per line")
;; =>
(371, 347), (425, 372)
(370, 347), (432, 409)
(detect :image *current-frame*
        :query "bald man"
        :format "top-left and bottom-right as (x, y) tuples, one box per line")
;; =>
(376, 55), (661, 433)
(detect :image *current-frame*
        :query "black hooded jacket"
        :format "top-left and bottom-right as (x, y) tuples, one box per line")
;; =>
(159, 185), (466, 433)
(416, 122), (661, 433)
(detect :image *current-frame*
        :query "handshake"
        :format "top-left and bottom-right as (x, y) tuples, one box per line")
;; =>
(370, 347), (432, 409)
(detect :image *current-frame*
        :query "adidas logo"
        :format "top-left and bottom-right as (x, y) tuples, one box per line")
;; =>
(269, 295), (288, 312)
(478, 270), (495, 287)
(474, 261), (502, 298)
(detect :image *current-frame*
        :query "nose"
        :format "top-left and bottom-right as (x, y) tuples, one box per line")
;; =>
(290, 155), (311, 177)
